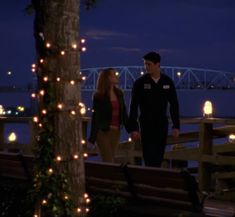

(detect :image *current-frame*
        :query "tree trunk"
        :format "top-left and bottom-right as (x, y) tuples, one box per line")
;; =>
(33, 0), (86, 216)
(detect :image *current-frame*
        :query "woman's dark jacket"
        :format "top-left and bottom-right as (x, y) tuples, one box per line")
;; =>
(88, 88), (129, 144)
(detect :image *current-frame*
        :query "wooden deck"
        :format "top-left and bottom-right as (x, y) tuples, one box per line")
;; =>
(0, 152), (235, 216)
(0, 116), (235, 216)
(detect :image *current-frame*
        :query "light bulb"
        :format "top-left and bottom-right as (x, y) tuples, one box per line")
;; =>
(56, 156), (62, 161)
(70, 80), (75, 85)
(72, 43), (77, 49)
(203, 100), (213, 118)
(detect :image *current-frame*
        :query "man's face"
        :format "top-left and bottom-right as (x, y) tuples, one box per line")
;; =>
(144, 60), (159, 74)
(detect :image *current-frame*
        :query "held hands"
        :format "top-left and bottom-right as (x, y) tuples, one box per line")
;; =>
(87, 141), (96, 150)
(130, 131), (140, 141)
(172, 128), (180, 138)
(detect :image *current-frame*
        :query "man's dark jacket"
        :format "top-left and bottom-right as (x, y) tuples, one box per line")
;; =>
(128, 73), (180, 132)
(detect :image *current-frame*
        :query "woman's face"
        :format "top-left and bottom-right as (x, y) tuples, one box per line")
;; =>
(109, 70), (119, 85)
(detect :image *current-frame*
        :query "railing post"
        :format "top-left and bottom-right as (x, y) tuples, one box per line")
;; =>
(198, 119), (213, 191)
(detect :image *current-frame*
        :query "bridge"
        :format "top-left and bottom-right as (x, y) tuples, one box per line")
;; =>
(0, 66), (234, 92)
(81, 66), (235, 91)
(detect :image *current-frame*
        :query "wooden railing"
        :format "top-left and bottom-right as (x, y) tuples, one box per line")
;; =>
(1, 116), (235, 192)
(112, 117), (235, 192)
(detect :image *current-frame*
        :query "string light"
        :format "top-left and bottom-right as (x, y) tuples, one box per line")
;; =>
(43, 76), (49, 82)
(70, 80), (75, 85)
(46, 42), (51, 48)
(73, 154), (79, 159)
(33, 116), (39, 123)
(41, 109), (47, 115)
(81, 47), (87, 52)
(56, 156), (62, 162)
(79, 102), (86, 115)
(57, 103), (63, 110)
(42, 199), (47, 205)
(80, 38), (86, 44)
(31, 36), (89, 216)
(72, 43), (77, 49)
(39, 90), (45, 96)
(70, 110), (76, 115)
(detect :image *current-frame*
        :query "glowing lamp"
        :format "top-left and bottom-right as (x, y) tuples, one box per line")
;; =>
(203, 100), (213, 118)
(228, 134), (235, 143)
(0, 105), (5, 115)
(8, 132), (17, 143)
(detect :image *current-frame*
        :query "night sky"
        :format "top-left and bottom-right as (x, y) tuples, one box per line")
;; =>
(1, 0), (235, 87)
(80, 0), (235, 71)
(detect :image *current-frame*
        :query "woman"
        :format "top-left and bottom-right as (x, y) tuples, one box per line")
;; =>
(88, 68), (129, 162)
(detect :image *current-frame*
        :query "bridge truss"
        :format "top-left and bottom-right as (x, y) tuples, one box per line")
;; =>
(0, 66), (234, 93)
(81, 66), (235, 91)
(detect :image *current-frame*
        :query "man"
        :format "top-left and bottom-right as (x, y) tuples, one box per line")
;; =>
(128, 51), (180, 167)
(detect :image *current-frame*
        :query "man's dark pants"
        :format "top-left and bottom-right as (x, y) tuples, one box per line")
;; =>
(140, 121), (168, 167)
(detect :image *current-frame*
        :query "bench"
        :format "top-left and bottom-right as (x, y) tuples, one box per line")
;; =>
(85, 160), (203, 216)
(2, 153), (234, 216)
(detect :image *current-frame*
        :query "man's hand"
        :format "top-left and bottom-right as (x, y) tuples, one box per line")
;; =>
(87, 141), (96, 150)
(130, 131), (140, 141)
(172, 128), (180, 138)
